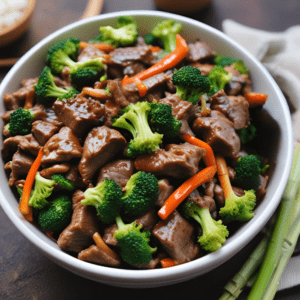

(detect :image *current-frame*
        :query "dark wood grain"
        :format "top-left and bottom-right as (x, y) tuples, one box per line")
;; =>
(1, 1), (300, 299)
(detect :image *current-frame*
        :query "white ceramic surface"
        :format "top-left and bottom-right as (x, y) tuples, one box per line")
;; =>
(0, 10), (294, 288)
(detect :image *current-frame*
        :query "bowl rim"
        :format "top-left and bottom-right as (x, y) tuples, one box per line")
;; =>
(0, 10), (294, 285)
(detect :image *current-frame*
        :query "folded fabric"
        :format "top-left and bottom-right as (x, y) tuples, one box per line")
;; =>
(222, 20), (300, 145)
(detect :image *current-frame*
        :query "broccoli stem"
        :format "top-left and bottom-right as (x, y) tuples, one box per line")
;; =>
(115, 215), (124, 228)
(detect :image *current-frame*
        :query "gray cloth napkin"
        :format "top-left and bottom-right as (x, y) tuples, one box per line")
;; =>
(222, 19), (300, 291)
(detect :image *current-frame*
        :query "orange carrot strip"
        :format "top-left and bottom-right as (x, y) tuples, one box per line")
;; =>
(179, 134), (216, 167)
(79, 41), (115, 52)
(81, 87), (111, 98)
(215, 155), (232, 199)
(122, 34), (189, 85)
(23, 88), (35, 109)
(160, 258), (176, 268)
(158, 165), (217, 220)
(19, 147), (44, 218)
(244, 92), (268, 108)
(150, 46), (162, 52)
(93, 232), (119, 260)
(134, 78), (147, 97)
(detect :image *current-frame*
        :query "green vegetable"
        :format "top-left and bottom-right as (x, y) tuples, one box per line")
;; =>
(214, 55), (248, 75)
(6, 107), (35, 135)
(219, 189), (256, 222)
(38, 194), (72, 232)
(235, 154), (262, 190)
(121, 171), (159, 216)
(81, 179), (123, 224)
(151, 19), (182, 52)
(207, 65), (232, 95)
(114, 215), (157, 265)
(112, 101), (163, 158)
(98, 16), (138, 47)
(34, 66), (78, 103)
(172, 66), (211, 104)
(51, 173), (75, 191)
(182, 200), (228, 252)
(148, 102), (182, 138)
(144, 33), (158, 46)
(237, 124), (257, 144)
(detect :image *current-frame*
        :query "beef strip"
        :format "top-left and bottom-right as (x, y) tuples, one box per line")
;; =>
(159, 92), (196, 136)
(190, 62), (215, 76)
(52, 95), (106, 139)
(41, 127), (83, 165)
(210, 89), (249, 130)
(155, 178), (175, 207)
(187, 189), (217, 214)
(78, 126), (127, 184)
(8, 150), (35, 186)
(102, 224), (118, 247)
(78, 244), (121, 267)
(256, 175), (269, 201)
(192, 110), (241, 158)
(64, 165), (86, 188)
(77, 45), (106, 62)
(152, 210), (200, 264)
(39, 163), (70, 179)
(134, 142), (206, 179)
(135, 209), (158, 232)
(186, 41), (215, 62)
(31, 120), (60, 146)
(57, 190), (99, 253)
(96, 158), (134, 187)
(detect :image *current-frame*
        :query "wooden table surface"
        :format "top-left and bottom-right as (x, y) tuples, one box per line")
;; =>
(1, 1), (300, 299)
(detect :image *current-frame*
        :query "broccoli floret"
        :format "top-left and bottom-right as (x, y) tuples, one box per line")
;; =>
(46, 37), (80, 64)
(214, 55), (248, 75)
(151, 19), (182, 52)
(235, 154), (262, 190)
(237, 124), (257, 144)
(172, 66), (211, 104)
(207, 65), (232, 95)
(121, 171), (159, 216)
(219, 189), (256, 222)
(51, 173), (75, 191)
(148, 102), (182, 138)
(28, 173), (55, 209)
(114, 215), (157, 265)
(81, 179), (123, 224)
(34, 66), (78, 103)
(38, 194), (72, 231)
(69, 68), (100, 88)
(99, 16), (138, 47)
(182, 200), (229, 252)
(6, 107), (35, 135)
(144, 33), (159, 46)
(112, 101), (163, 158)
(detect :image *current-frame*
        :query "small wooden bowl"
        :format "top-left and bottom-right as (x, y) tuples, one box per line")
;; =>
(0, 0), (36, 48)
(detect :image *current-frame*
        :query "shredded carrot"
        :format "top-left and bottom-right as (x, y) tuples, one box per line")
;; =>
(23, 88), (35, 109)
(160, 258), (176, 268)
(134, 78), (147, 97)
(149, 46), (162, 52)
(93, 232), (119, 260)
(122, 34), (189, 85)
(19, 147), (44, 219)
(244, 92), (268, 108)
(215, 155), (233, 199)
(158, 165), (217, 220)
(79, 41), (115, 52)
(179, 134), (216, 167)
(81, 87), (111, 98)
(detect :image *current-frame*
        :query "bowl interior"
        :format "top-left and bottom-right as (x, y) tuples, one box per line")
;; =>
(0, 11), (293, 288)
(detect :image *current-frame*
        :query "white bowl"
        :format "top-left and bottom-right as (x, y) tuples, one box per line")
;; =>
(0, 10), (294, 288)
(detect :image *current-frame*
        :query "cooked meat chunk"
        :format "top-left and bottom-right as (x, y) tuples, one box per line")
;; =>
(106, 79), (134, 108)
(256, 174), (269, 201)
(52, 95), (106, 139)
(186, 41), (215, 62)
(39, 163), (70, 179)
(8, 150), (35, 186)
(102, 224), (118, 247)
(97, 158), (134, 187)
(160, 92), (196, 136)
(78, 126), (127, 184)
(210, 90), (249, 130)
(134, 143), (206, 179)
(41, 127), (83, 165)
(152, 210), (200, 264)
(190, 62), (215, 76)
(31, 120), (60, 146)
(193, 110), (240, 158)
(57, 190), (98, 253)
(1, 133), (41, 161)
(135, 209), (158, 232)
(78, 244), (121, 267)
(77, 45), (106, 62)
(155, 178), (175, 207)
(64, 165), (86, 188)
(188, 189), (216, 214)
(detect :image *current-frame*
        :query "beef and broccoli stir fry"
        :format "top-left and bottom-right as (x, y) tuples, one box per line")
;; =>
(1, 17), (270, 269)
